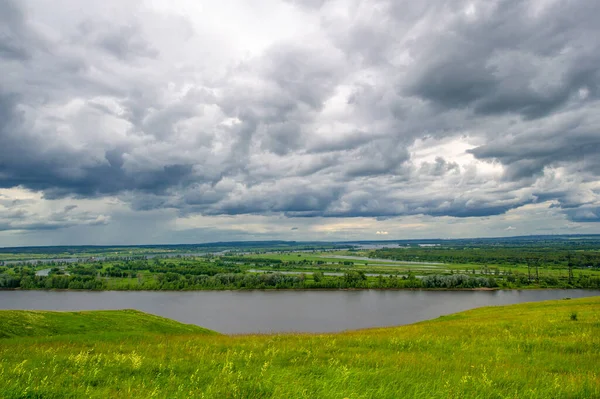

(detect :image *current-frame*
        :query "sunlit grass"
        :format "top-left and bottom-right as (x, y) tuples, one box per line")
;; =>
(1, 297), (599, 398)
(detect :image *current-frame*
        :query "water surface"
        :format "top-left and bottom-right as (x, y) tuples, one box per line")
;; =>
(0, 289), (597, 334)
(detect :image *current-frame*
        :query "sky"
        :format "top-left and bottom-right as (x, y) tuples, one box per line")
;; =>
(1, 0), (600, 246)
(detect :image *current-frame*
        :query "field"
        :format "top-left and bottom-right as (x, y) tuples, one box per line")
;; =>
(2, 236), (600, 291)
(1, 297), (599, 398)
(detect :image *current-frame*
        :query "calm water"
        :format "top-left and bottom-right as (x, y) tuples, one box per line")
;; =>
(0, 290), (598, 334)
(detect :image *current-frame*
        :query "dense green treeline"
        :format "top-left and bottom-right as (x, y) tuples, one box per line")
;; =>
(372, 247), (600, 267)
(2, 268), (600, 291)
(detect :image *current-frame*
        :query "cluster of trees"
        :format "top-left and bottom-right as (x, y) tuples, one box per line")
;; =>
(2, 270), (599, 290)
(0, 271), (304, 291)
(128, 272), (307, 290)
(19, 275), (105, 290)
(372, 247), (600, 268)
(0, 274), (21, 288)
(502, 272), (600, 289)
(101, 260), (237, 278)
(421, 274), (497, 289)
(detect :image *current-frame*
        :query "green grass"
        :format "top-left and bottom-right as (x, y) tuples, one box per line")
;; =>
(1, 298), (599, 398)
(247, 252), (447, 267)
(0, 309), (217, 339)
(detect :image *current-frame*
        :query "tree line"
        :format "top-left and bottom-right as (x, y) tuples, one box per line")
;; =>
(372, 247), (600, 268)
(2, 271), (599, 291)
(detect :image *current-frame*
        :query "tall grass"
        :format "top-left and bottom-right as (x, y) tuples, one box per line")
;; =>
(1, 297), (599, 398)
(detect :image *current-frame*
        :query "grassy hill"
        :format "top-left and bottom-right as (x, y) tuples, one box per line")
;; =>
(1, 298), (599, 398)
(0, 309), (216, 339)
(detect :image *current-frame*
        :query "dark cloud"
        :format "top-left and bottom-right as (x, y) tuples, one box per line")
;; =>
(468, 115), (600, 183)
(419, 157), (460, 177)
(0, 0), (599, 234)
(564, 207), (600, 223)
(0, 88), (197, 197)
(403, 0), (600, 119)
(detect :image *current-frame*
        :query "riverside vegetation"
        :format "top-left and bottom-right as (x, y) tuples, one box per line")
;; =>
(1, 255), (599, 291)
(2, 236), (600, 291)
(1, 297), (599, 398)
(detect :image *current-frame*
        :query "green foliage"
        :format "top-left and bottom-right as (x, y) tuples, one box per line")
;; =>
(3, 238), (600, 292)
(312, 271), (323, 283)
(0, 298), (599, 398)
(372, 244), (600, 268)
(0, 274), (21, 288)
(422, 274), (496, 288)
(570, 311), (578, 321)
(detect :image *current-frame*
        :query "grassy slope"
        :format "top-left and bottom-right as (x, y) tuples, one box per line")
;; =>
(0, 309), (217, 339)
(1, 298), (599, 398)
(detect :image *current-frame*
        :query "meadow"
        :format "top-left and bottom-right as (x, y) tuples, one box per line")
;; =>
(1, 297), (599, 398)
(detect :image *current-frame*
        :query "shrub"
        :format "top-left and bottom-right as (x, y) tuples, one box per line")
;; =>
(570, 312), (578, 321)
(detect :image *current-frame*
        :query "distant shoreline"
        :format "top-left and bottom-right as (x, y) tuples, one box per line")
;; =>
(0, 286), (591, 293)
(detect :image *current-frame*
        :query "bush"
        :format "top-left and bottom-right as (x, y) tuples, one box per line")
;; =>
(421, 274), (496, 289)
(570, 312), (578, 321)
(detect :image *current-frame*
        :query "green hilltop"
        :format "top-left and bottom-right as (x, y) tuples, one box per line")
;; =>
(1, 297), (599, 398)
(0, 309), (217, 339)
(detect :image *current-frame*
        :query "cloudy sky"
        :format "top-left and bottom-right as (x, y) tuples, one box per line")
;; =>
(1, 0), (600, 246)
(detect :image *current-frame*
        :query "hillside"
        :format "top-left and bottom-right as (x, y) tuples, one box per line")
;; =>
(0, 309), (216, 339)
(1, 298), (599, 398)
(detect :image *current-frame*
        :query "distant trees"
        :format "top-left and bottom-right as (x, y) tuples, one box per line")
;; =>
(372, 246), (600, 269)
(421, 274), (497, 289)
(344, 271), (367, 285)
(1, 254), (600, 291)
(312, 271), (324, 283)
(0, 274), (21, 288)
(3, 270), (600, 291)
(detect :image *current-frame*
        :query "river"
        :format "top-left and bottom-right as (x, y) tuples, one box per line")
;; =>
(0, 289), (598, 334)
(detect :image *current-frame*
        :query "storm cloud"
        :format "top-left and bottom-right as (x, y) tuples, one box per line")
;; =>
(0, 0), (599, 242)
